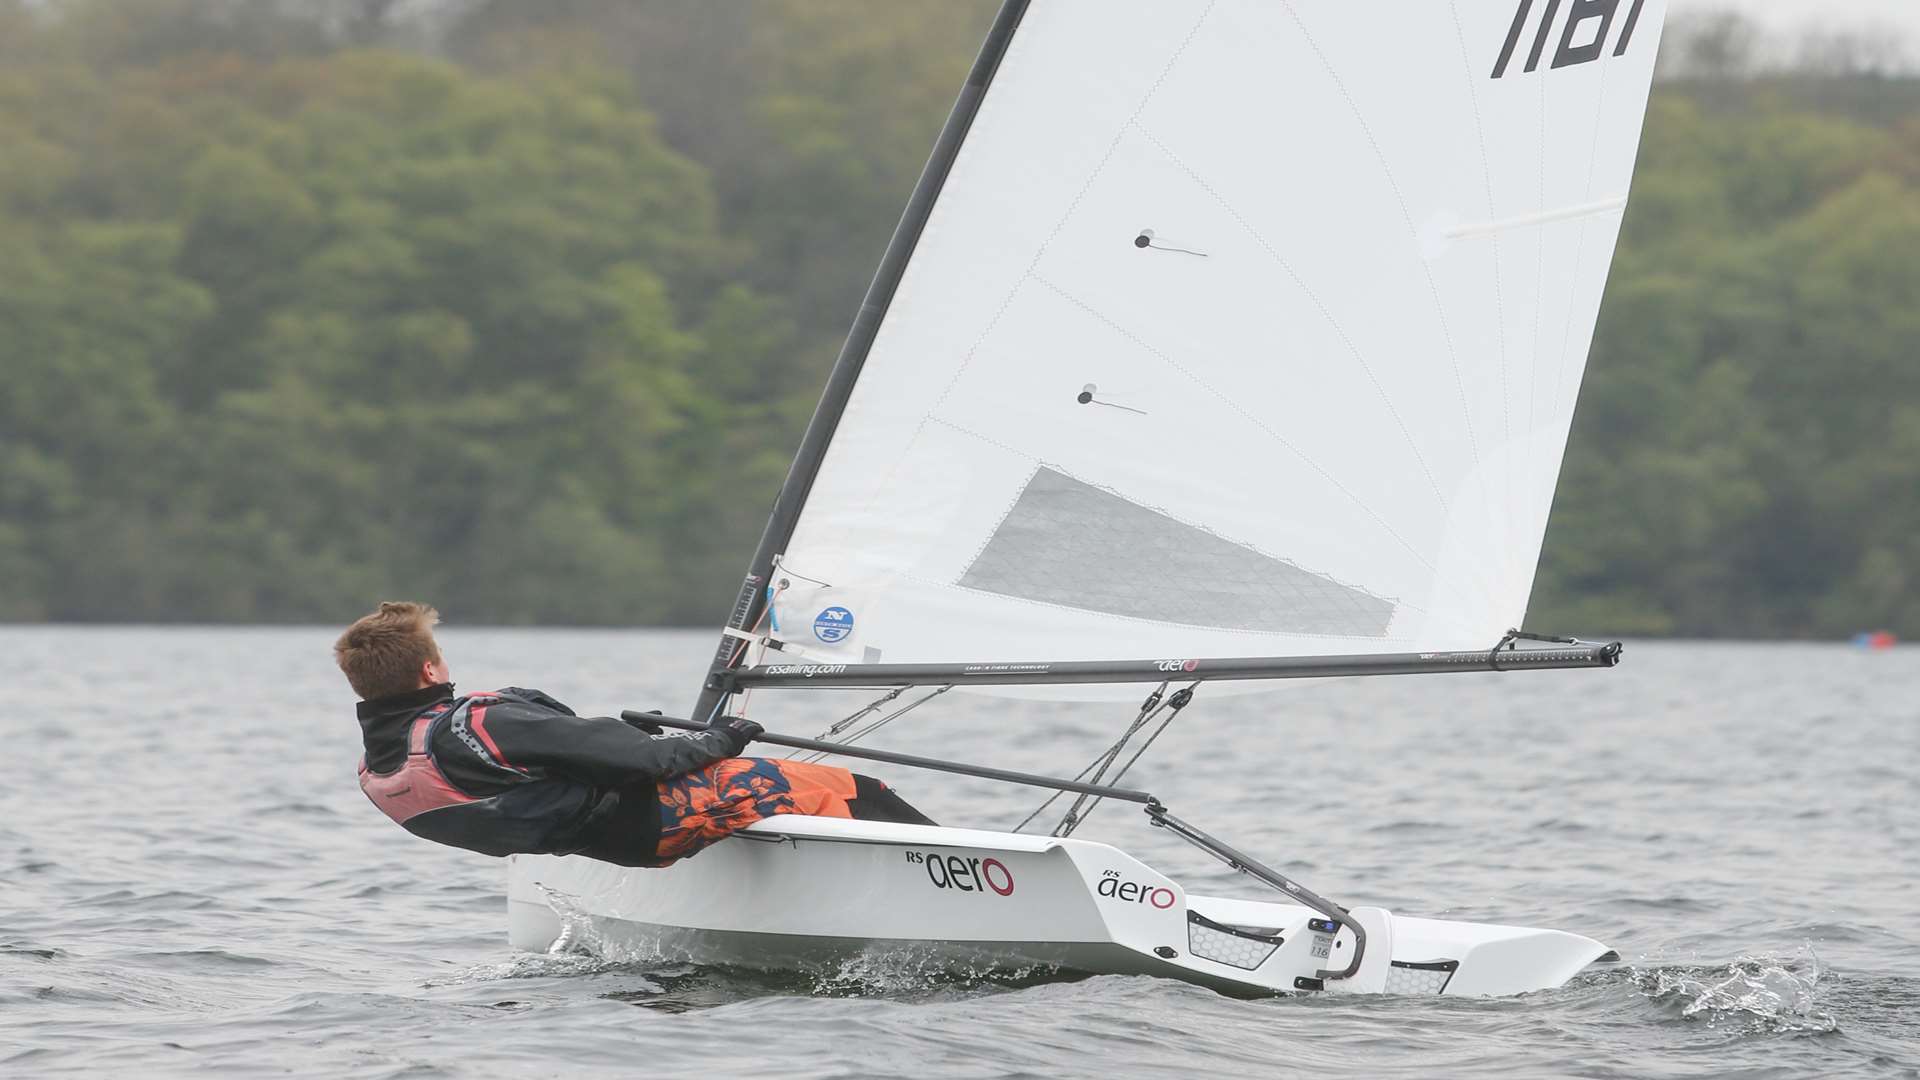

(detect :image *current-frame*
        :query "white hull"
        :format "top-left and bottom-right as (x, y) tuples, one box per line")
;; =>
(508, 817), (1612, 997)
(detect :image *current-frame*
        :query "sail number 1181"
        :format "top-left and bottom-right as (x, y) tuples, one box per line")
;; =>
(1493, 0), (1651, 79)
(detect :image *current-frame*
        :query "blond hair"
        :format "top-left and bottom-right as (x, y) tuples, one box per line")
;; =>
(334, 601), (442, 700)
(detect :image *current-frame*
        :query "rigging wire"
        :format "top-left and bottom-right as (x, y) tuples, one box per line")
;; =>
(1052, 684), (1171, 836)
(793, 685), (953, 764)
(1050, 686), (1184, 838)
(1066, 683), (1198, 832)
(1009, 756), (1105, 835)
(786, 686), (908, 759)
(1105, 684), (1197, 789)
(1009, 683), (1169, 835)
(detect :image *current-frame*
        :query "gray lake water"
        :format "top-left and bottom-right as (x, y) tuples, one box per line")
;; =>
(2, 628), (1916, 1078)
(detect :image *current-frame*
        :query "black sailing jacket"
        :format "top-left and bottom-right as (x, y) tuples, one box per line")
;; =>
(355, 683), (740, 864)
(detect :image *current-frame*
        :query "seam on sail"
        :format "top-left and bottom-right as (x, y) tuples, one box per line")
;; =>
(1024, 270), (1488, 627)
(952, 457), (1044, 574)
(1528, 57), (1549, 532)
(1448, 0), (1516, 595)
(1274, 2), (1503, 611)
(1036, 272), (1466, 614)
(1552, 53), (1619, 427)
(868, 275), (1029, 519)
(1276, 3), (1484, 466)
(1530, 51), (1619, 579)
(1129, 124), (1451, 519)
(929, 0), (1218, 415)
(1031, 265), (1493, 634)
(921, 3), (1205, 424)
(1019, 0), (1219, 266)
(859, 2), (1221, 526)
(1027, 274), (1449, 589)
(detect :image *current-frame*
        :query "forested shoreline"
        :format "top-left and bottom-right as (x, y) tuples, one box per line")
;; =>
(1, 2), (1916, 637)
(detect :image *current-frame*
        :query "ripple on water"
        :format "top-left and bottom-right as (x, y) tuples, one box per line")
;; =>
(73, 889), (219, 912)
(4, 632), (1917, 1079)
(258, 802), (344, 818)
(132, 949), (280, 972)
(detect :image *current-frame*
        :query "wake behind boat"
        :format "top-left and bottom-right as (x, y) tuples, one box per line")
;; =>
(512, 0), (1671, 996)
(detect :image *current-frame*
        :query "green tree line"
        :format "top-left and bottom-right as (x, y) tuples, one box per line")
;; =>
(0, 1), (1914, 636)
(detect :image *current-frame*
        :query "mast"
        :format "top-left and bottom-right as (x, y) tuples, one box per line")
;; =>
(692, 0), (1034, 719)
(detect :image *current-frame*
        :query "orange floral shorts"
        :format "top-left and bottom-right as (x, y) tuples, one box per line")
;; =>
(652, 757), (859, 864)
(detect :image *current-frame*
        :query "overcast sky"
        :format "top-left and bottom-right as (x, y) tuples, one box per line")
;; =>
(1670, 0), (1920, 36)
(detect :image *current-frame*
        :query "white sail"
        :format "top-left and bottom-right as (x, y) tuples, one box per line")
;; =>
(761, 0), (1667, 687)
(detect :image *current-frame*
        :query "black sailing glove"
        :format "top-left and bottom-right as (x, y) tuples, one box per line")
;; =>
(708, 715), (764, 757)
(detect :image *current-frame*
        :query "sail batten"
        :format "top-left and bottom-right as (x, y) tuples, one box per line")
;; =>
(709, 0), (1667, 703)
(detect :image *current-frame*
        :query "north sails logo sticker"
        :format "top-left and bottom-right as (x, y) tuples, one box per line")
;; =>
(813, 606), (854, 644)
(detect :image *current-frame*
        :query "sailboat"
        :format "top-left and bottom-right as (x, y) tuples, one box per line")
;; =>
(510, 0), (1669, 996)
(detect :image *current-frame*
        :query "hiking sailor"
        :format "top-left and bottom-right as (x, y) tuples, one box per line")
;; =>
(339, 601), (934, 866)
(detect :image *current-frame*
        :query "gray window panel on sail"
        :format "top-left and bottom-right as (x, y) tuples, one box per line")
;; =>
(957, 468), (1395, 637)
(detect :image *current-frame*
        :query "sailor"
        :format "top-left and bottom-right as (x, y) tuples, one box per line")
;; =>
(339, 601), (935, 866)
